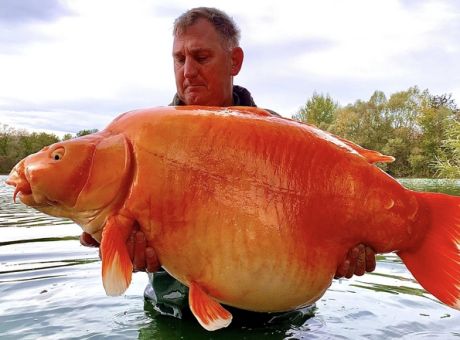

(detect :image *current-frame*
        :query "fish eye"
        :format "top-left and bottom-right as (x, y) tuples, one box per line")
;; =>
(51, 147), (65, 161)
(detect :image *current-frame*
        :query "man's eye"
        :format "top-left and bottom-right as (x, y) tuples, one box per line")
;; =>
(175, 56), (185, 65)
(196, 56), (208, 63)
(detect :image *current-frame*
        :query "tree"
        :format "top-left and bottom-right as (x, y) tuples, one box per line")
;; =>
(429, 93), (459, 113)
(433, 120), (460, 178)
(386, 86), (423, 131)
(0, 125), (60, 174)
(0, 124), (16, 156)
(293, 92), (338, 130)
(62, 133), (73, 140)
(18, 132), (59, 158)
(76, 129), (99, 137)
(329, 106), (363, 143)
(329, 92), (391, 155)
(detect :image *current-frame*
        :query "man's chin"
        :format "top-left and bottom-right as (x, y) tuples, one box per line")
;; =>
(184, 94), (204, 105)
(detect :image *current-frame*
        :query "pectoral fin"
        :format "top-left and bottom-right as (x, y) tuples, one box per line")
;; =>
(100, 215), (134, 296)
(189, 282), (232, 331)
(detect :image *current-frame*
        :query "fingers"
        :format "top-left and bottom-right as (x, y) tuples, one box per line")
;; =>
(132, 231), (147, 272)
(85, 224), (160, 274)
(85, 228), (159, 273)
(345, 246), (359, 278)
(127, 230), (136, 261)
(126, 230), (160, 273)
(335, 259), (350, 279)
(335, 244), (376, 279)
(80, 232), (100, 248)
(365, 246), (376, 272)
(353, 244), (366, 276)
(146, 247), (160, 273)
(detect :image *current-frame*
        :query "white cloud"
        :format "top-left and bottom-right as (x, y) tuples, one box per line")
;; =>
(0, 0), (175, 105)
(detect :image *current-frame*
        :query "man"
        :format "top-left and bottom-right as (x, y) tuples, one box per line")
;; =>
(81, 6), (376, 321)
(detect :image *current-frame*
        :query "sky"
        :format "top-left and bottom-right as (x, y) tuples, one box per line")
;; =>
(0, 0), (459, 137)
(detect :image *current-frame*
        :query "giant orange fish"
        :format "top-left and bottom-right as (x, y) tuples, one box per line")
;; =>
(6, 106), (460, 331)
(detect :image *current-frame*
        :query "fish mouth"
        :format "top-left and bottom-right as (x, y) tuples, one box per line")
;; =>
(6, 163), (30, 203)
(11, 181), (32, 203)
(6, 164), (53, 207)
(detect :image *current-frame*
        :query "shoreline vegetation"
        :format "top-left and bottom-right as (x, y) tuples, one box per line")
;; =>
(1, 86), (459, 178)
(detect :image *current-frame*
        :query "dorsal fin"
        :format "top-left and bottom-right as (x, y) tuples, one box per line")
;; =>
(335, 136), (395, 164)
(217, 106), (395, 164)
(298, 119), (395, 164)
(228, 106), (273, 117)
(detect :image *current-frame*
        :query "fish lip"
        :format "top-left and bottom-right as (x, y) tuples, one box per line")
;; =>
(7, 165), (54, 207)
(15, 191), (57, 207)
(6, 167), (32, 203)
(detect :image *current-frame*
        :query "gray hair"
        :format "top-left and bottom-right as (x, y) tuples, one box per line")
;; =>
(173, 7), (241, 48)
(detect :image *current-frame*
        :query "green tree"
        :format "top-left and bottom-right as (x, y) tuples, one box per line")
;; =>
(433, 120), (460, 178)
(386, 86), (423, 130)
(329, 91), (390, 154)
(0, 124), (16, 156)
(293, 92), (338, 130)
(0, 125), (60, 174)
(381, 87), (430, 176)
(18, 132), (59, 158)
(415, 105), (452, 176)
(76, 129), (98, 137)
(62, 133), (73, 140)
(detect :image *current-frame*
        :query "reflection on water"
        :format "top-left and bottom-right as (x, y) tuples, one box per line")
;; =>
(398, 178), (460, 195)
(0, 175), (459, 339)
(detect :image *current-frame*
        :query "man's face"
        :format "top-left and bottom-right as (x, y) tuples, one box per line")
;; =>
(172, 19), (242, 106)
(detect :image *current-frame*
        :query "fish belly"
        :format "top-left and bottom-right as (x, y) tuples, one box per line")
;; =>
(152, 209), (337, 312)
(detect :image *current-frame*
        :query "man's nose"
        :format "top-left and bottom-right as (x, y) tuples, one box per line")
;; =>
(183, 58), (198, 78)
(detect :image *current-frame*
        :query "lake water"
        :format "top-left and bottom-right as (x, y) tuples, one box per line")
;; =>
(1, 175), (459, 339)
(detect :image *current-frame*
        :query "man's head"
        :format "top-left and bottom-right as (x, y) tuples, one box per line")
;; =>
(172, 7), (244, 106)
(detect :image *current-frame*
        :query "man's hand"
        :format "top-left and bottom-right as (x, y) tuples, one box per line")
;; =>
(79, 231), (160, 273)
(335, 244), (376, 279)
(126, 230), (159, 272)
(80, 231), (100, 247)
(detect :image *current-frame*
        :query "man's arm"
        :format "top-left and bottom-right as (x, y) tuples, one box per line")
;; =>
(80, 231), (376, 277)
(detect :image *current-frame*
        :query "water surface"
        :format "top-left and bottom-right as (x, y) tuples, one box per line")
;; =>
(0, 176), (459, 339)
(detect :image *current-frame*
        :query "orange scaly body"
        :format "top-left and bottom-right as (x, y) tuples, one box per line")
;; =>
(6, 106), (460, 330)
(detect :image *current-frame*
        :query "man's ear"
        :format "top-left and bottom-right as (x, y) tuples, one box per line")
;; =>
(231, 47), (244, 76)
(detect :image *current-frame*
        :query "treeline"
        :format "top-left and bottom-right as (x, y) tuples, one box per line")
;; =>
(1, 87), (459, 178)
(293, 86), (460, 178)
(0, 127), (98, 174)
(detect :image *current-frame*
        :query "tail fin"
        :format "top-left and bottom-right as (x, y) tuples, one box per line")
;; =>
(398, 192), (460, 309)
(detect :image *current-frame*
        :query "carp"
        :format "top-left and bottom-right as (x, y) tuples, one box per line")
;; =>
(6, 106), (460, 331)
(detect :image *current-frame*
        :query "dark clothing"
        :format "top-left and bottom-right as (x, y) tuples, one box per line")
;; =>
(144, 85), (311, 325)
(169, 85), (257, 107)
(169, 85), (281, 117)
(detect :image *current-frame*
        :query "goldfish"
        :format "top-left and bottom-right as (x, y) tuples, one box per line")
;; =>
(6, 106), (460, 331)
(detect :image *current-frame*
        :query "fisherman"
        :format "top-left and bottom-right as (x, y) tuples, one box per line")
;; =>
(80, 6), (376, 324)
